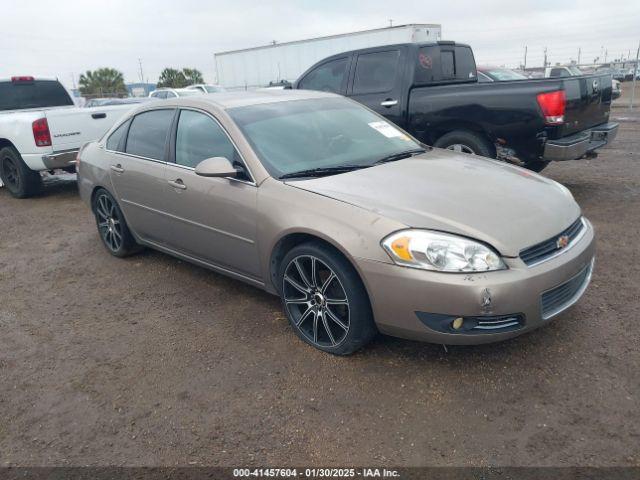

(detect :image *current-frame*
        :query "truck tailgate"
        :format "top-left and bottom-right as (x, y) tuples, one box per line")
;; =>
(558, 73), (612, 138)
(44, 104), (133, 151)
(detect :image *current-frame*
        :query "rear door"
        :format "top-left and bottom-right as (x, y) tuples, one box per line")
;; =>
(162, 108), (260, 278)
(560, 73), (612, 136)
(107, 108), (175, 244)
(347, 48), (405, 126)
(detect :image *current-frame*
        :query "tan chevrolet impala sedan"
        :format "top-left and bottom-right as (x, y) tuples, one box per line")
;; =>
(77, 90), (595, 355)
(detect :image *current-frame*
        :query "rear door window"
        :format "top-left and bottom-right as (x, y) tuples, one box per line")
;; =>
(125, 109), (174, 160)
(353, 50), (400, 94)
(298, 57), (348, 93)
(106, 121), (129, 152)
(415, 46), (477, 84)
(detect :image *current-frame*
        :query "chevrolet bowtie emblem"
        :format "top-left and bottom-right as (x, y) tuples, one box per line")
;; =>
(556, 235), (570, 249)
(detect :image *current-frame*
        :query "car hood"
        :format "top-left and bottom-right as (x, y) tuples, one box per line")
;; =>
(286, 150), (581, 257)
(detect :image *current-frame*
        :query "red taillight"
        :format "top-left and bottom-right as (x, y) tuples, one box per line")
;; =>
(11, 76), (35, 83)
(32, 118), (52, 147)
(537, 90), (566, 125)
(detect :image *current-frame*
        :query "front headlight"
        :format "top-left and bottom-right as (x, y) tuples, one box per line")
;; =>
(382, 230), (506, 272)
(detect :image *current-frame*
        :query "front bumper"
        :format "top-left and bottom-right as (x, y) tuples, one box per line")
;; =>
(355, 220), (595, 345)
(543, 122), (618, 161)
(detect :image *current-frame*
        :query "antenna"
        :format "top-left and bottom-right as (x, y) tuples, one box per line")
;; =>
(138, 58), (144, 83)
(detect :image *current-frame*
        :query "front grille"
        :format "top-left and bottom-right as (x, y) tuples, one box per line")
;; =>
(520, 217), (585, 266)
(541, 260), (593, 319)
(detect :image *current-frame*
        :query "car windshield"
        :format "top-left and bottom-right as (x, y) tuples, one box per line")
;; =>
(228, 97), (422, 178)
(204, 85), (225, 93)
(568, 66), (583, 75)
(483, 68), (527, 81)
(176, 90), (202, 97)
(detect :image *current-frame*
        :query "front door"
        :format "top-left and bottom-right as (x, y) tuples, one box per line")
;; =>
(162, 109), (260, 279)
(348, 48), (405, 127)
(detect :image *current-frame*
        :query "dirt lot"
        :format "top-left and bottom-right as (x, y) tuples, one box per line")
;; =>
(1, 106), (639, 468)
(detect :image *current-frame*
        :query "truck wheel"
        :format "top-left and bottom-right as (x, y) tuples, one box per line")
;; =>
(523, 160), (550, 173)
(0, 147), (43, 198)
(434, 131), (496, 159)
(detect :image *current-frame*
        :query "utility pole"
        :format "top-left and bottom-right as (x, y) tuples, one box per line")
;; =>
(389, 19), (393, 27)
(138, 58), (144, 83)
(630, 40), (639, 110)
(604, 49), (608, 64)
(70, 73), (77, 90)
(523, 45), (528, 70)
(577, 47), (581, 65)
(543, 47), (548, 68)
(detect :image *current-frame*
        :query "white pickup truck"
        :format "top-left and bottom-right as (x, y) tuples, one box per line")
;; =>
(0, 76), (135, 197)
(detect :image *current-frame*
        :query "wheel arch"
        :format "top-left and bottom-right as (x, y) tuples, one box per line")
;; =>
(268, 230), (370, 297)
(0, 138), (18, 152)
(425, 122), (495, 147)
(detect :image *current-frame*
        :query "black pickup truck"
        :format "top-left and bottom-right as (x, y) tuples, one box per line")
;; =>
(293, 42), (618, 172)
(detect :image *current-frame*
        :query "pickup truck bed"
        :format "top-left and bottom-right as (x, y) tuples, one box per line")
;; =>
(294, 42), (618, 172)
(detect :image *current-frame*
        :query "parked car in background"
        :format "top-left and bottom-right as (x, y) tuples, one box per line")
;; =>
(0, 76), (133, 197)
(622, 68), (635, 81)
(186, 84), (226, 93)
(596, 67), (625, 81)
(148, 88), (203, 99)
(84, 97), (151, 108)
(545, 65), (583, 78)
(612, 79), (622, 100)
(77, 90), (595, 355)
(477, 66), (528, 82)
(294, 42), (618, 172)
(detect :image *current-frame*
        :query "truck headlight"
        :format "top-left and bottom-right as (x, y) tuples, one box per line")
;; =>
(382, 230), (506, 272)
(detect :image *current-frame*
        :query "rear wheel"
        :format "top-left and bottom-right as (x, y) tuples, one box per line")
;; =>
(92, 188), (141, 257)
(278, 242), (376, 355)
(433, 130), (496, 159)
(0, 147), (42, 198)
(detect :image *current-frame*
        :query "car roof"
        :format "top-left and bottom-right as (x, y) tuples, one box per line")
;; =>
(161, 89), (339, 110)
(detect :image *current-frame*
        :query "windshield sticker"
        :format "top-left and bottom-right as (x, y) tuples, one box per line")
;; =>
(368, 121), (406, 139)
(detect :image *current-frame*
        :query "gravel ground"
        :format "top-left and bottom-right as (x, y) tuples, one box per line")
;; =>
(0, 105), (639, 468)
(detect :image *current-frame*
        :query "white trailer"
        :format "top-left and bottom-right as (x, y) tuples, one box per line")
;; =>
(214, 24), (442, 90)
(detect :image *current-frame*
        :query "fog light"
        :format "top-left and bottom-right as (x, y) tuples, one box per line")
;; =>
(452, 317), (464, 330)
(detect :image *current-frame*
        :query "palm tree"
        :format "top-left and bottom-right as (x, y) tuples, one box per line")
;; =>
(157, 68), (187, 88)
(79, 68), (127, 97)
(182, 68), (204, 85)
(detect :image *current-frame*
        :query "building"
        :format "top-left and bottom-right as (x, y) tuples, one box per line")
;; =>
(214, 24), (442, 90)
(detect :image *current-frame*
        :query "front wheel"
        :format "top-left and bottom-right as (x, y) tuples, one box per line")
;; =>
(92, 188), (141, 257)
(278, 242), (377, 355)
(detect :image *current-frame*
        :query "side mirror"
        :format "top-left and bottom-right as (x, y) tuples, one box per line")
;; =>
(194, 157), (237, 178)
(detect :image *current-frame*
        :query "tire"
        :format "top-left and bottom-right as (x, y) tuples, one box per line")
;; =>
(92, 188), (141, 257)
(433, 130), (496, 158)
(0, 146), (43, 198)
(522, 160), (550, 173)
(278, 242), (377, 355)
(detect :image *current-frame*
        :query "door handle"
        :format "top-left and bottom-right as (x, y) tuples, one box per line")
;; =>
(168, 179), (187, 190)
(380, 99), (398, 107)
(110, 164), (124, 173)
(92, 113), (107, 119)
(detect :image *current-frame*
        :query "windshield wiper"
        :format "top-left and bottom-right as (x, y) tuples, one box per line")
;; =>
(373, 148), (426, 165)
(279, 165), (367, 179)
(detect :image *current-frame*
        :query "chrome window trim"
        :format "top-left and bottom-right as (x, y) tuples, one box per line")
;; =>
(103, 106), (257, 187)
(525, 217), (588, 268)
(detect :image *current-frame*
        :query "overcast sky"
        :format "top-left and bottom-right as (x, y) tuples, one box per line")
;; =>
(2, 0), (639, 88)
